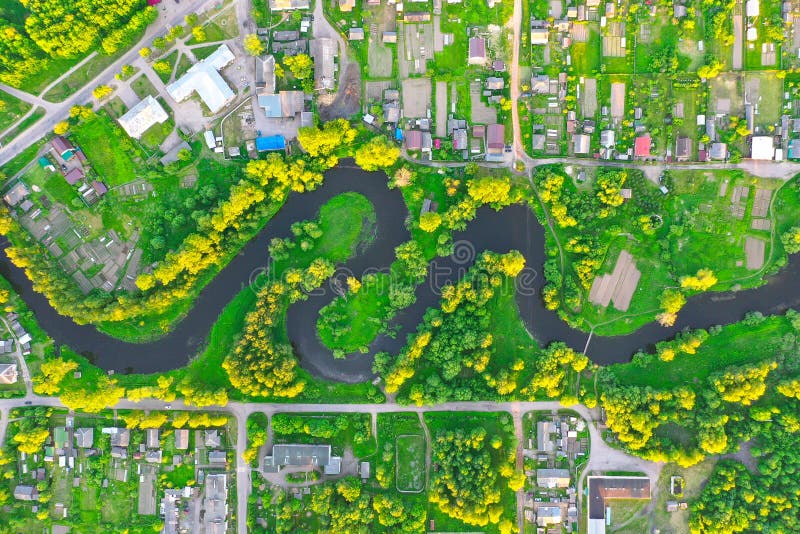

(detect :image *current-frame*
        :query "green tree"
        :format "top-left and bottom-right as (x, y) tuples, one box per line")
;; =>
(419, 211), (442, 232)
(243, 34), (264, 55)
(781, 227), (800, 254)
(283, 53), (313, 79)
(92, 84), (113, 99)
(354, 136), (400, 171)
(191, 26), (207, 42)
(53, 121), (69, 135)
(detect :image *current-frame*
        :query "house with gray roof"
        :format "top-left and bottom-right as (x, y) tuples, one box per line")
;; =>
(14, 485), (38, 501)
(74, 428), (93, 448)
(263, 444), (342, 474)
(174, 429), (189, 450)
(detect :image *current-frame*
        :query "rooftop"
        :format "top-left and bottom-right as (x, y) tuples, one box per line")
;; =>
(166, 45), (236, 114)
(117, 95), (169, 139)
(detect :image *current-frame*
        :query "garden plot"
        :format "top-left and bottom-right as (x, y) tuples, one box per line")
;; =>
(669, 170), (783, 283)
(402, 78), (432, 118)
(366, 1), (396, 78)
(745, 72), (783, 126)
(365, 80), (394, 102)
(751, 188), (771, 217)
(733, 12), (743, 69)
(710, 73), (743, 116)
(398, 22), (435, 77)
(581, 78), (597, 119)
(610, 82), (625, 120)
(396, 434), (425, 492)
(603, 22), (626, 57)
(470, 81), (498, 124)
(744, 237), (765, 270)
(571, 23), (588, 42)
(435, 81), (448, 137)
(588, 249), (641, 312)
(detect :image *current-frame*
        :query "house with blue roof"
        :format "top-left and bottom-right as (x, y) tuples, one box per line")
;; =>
(256, 136), (286, 152)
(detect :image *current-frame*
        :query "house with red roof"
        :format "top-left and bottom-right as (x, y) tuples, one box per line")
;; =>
(634, 135), (651, 159)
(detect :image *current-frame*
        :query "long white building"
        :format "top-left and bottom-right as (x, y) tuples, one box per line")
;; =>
(166, 44), (236, 114)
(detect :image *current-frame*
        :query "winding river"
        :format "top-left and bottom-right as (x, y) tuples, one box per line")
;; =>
(2, 164), (800, 383)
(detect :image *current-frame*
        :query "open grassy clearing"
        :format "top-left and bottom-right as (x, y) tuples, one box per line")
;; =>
(1, 107), (45, 145)
(317, 272), (390, 354)
(607, 498), (649, 529)
(608, 315), (792, 389)
(570, 26), (601, 76)
(72, 112), (141, 186)
(0, 89), (32, 132)
(139, 118), (175, 150)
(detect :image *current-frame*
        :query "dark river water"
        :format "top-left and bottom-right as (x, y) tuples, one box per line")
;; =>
(2, 164), (800, 383)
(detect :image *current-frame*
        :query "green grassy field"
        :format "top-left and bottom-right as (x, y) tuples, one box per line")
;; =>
(608, 315), (792, 389)
(317, 272), (391, 354)
(131, 74), (158, 100)
(571, 26), (601, 76)
(396, 434), (426, 492)
(0, 90), (32, 132)
(139, 118), (175, 149)
(1, 107), (45, 145)
(72, 112), (140, 186)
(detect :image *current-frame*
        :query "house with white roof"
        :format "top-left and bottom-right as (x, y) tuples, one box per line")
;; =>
(166, 45), (236, 114)
(0, 363), (17, 384)
(118, 95), (169, 139)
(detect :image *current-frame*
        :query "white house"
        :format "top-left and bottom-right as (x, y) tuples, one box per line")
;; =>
(118, 96), (168, 139)
(167, 45), (236, 114)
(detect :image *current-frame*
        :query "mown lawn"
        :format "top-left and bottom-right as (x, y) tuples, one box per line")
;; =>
(487, 277), (542, 367)
(72, 113), (140, 186)
(131, 74), (158, 100)
(396, 434), (426, 492)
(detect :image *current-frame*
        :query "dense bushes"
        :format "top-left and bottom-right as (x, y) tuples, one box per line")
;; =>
(429, 426), (516, 532)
